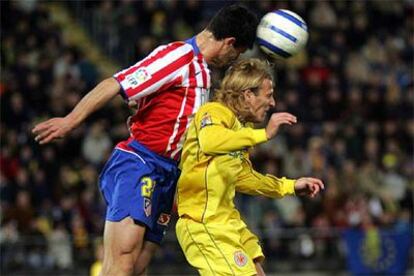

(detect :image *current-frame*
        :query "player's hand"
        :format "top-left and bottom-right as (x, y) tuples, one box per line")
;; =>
(294, 177), (324, 198)
(32, 117), (75, 144)
(265, 112), (297, 139)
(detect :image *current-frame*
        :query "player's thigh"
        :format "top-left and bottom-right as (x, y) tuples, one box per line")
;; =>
(134, 241), (160, 274)
(103, 217), (146, 257)
(254, 261), (265, 276)
(176, 218), (257, 276)
(99, 149), (154, 228)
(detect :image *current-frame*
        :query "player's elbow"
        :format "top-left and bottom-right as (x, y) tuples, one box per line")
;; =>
(198, 130), (220, 155)
(103, 77), (121, 92)
(199, 139), (217, 155)
(94, 77), (121, 100)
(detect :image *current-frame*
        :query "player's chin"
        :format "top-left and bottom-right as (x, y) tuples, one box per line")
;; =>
(255, 114), (266, 124)
(261, 111), (269, 121)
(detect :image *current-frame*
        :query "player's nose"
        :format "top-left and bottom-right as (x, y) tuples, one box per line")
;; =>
(269, 97), (276, 107)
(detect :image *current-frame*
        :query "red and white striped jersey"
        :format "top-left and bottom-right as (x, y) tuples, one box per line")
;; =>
(113, 39), (211, 161)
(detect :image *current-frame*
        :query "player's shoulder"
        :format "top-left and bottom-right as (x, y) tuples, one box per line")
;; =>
(164, 41), (195, 55)
(198, 102), (235, 118)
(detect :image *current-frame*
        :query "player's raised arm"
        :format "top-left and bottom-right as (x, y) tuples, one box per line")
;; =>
(32, 77), (120, 144)
(196, 103), (268, 155)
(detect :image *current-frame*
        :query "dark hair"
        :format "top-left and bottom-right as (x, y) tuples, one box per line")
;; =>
(206, 4), (258, 49)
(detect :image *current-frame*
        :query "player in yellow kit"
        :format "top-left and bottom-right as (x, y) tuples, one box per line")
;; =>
(176, 58), (325, 276)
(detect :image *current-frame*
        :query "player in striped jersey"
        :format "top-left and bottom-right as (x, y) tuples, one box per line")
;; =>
(32, 5), (258, 275)
(176, 59), (324, 275)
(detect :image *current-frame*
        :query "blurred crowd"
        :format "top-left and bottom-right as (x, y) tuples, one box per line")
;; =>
(1, 0), (413, 273)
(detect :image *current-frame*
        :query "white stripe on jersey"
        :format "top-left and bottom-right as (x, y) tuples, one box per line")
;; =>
(171, 59), (208, 159)
(193, 87), (202, 113)
(197, 56), (210, 108)
(171, 113), (194, 159)
(166, 88), (188, 154)
(122, 44), (193, 100)
(114, 45), (168, 78)
(194, 59), (204, 86)
(203, 59), (211, 88)
(127, 68), (179, 101)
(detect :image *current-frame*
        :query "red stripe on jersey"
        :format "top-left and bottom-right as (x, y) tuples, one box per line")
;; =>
(116, 42), (185, 82)
(157, 76), (182, 94)
(125, 50), (194, 98)
(170, 88), (196, 158)
(167, 62), (197, 157)
(198, 54), (207, 88)
(188, 61), (197, 87)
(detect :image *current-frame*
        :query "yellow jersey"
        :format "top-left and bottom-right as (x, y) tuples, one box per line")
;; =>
(177, 102), (296, 224)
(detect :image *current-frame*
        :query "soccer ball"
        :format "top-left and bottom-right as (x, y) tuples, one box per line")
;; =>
(257, 9), (309, 59)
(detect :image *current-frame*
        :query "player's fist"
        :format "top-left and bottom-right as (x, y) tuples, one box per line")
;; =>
(294, 177), (325, 198)
(265, 112), (297, 139)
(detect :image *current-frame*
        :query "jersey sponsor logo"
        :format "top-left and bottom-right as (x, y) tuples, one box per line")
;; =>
(200, 112), (213, 129)
(157, 213), (171, 226)
(144, 198), (152, 217)
(126, 68), (152, 88)
(233, 250), (248, 267)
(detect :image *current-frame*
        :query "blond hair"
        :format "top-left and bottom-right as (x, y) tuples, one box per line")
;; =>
(213, 58), (273, 122)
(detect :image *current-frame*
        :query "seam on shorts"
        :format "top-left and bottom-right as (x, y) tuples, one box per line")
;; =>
(184, 219), (215, 275)
(200, 159), (211, 223)
(202, 224), (235, 275)
(115, 147), (146, 164)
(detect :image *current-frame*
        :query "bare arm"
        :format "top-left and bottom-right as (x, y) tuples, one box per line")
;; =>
(32, 77), (120, 144)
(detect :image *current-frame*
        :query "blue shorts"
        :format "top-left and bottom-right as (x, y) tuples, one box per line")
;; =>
(99, 140), (180, 244)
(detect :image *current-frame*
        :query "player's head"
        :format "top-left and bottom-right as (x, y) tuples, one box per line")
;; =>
(214, 58), (275, 123)
(206, 5), (259, 67)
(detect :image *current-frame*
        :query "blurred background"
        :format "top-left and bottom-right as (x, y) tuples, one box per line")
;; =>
(1, 0), (413, 275)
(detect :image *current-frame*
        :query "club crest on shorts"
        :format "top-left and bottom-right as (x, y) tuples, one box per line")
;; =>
(157, 213), (171, 226)
(233, 250), (248, 267)
(144, 198), (152, 217)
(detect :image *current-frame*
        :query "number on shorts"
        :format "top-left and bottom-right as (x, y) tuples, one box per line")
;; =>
(140, 176), (155, 198)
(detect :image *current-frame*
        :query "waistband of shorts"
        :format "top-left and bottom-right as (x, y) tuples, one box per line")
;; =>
(127, 140), (178, 167)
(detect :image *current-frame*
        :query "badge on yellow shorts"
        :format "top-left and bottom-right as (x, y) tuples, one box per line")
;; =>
(233, 250), (248, 267)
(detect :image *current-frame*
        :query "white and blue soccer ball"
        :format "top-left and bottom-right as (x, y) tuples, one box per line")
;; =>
(257, 9), (308, 59)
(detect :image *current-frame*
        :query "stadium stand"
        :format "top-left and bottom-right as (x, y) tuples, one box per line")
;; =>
(1, 1), (412, 275)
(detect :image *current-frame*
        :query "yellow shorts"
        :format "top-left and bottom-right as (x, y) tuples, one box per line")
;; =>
(176, 217), (264, 276)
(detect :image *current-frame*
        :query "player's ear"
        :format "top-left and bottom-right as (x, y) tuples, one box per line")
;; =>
(223, 37), (236, 47)
(242, 89), (254, 103)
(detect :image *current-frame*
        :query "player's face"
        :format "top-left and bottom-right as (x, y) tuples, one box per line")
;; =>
(211, 41), (247, 68)
(221, 45), (246, 66)
(245, 79), (275, 123)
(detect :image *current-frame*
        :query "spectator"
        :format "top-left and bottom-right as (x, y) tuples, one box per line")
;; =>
(1, 0), (412, 273)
